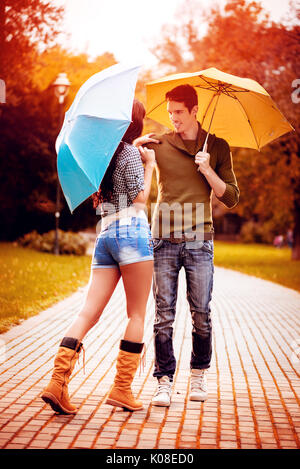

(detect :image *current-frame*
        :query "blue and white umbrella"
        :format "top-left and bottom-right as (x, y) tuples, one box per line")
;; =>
(55, 63), (141, 212)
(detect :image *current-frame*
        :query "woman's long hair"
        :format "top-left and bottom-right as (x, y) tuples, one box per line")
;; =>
(92, 99), (146, 208)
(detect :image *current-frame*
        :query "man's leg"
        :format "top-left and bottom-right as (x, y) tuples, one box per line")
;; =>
(152, 241), (182, 381)
(183, 240), (214, 399)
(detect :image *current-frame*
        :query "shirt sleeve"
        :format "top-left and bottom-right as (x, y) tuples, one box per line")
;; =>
(215, 139), (240, 209)
(124, 147), (145, 202)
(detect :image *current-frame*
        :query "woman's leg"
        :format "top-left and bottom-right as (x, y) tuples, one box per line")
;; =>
(120, 260), (153, 342)
(42, 267), (121, 414)
(65, 267), (121, 342)
(105, 260), (153, 411)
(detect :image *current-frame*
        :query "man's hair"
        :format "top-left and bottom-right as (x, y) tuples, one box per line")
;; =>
(165, 84), (198, 112)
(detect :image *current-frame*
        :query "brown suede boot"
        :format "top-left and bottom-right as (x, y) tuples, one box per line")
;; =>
(106, 340), (144, 411)
(41, 337), (83, 414)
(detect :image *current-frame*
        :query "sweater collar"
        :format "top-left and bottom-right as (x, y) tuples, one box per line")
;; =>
(165, 122), (215, 155)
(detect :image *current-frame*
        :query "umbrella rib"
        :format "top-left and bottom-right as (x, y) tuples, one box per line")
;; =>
(196, 83), (239, 98)
(197, 76), (222, 93)
(237, 92), (294, 137)
(147, 77), (250, 116)
(242, 91), (293, 125)
(146, 99), (166, 116)
(196, 84), (248, 95)
(196, 76), (250, 98)
(235, 97), (260, 150)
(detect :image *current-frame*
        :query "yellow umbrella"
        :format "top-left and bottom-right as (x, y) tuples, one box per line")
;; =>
(146, 67), (294, 150)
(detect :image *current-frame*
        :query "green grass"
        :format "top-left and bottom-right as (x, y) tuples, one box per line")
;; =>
(214, 241), (300, 292)
(0, 242), (91, 334)
(0, 241), (299, 335)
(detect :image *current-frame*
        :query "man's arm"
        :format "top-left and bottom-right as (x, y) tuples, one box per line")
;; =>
(195, 140), (239, 209)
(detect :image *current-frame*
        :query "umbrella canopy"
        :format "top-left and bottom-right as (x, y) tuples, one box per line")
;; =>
(56, 63), (141, 212)
(146, 67), (294, 150)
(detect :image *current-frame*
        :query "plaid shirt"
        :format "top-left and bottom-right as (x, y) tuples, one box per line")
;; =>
(99, 143), (145, 216)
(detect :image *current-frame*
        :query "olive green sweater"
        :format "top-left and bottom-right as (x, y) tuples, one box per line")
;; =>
(147, 123), (239, 238)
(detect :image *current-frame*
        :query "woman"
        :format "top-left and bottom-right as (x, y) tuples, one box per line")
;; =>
(41, 100), (156, 413)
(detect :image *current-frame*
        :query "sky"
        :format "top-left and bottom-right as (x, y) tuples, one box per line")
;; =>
(54, 0), (295, 70)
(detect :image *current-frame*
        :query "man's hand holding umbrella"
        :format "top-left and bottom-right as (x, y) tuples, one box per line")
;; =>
(195, 144), (227, 198)
(195, 142), (210, 174)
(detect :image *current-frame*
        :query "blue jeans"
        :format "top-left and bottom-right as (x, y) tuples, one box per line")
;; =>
(152, 239), (214, 381)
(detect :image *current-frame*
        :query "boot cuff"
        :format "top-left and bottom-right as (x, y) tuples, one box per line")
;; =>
(60, 336), (82, 351)
(120, 340), (144, 354)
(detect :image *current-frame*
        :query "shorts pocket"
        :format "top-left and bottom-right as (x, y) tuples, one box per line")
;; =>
(115, 226), (138, 251)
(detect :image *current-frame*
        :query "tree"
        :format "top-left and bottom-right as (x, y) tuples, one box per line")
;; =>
(0, 0), (65, 239)
(151, 0), (300, 259)
(32, 47), (116, 104)
(0, 0), (64, 101)
(0, 45), (118, 240)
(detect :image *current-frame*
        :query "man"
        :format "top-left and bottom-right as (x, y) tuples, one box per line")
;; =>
(135, 84), (239, 406)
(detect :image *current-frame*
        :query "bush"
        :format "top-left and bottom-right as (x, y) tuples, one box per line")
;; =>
(18, 229), (88, 255)
(240, 220), (274, 244)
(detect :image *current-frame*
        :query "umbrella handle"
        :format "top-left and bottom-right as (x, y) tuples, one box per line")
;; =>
(196, 136), (209, 172)
(197, 92), (220, 171)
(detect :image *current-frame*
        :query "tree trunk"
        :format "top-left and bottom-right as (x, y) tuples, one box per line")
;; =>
(292, 195), (300, 260)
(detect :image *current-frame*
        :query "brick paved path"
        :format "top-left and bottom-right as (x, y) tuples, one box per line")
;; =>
(0, 267), (299, 449)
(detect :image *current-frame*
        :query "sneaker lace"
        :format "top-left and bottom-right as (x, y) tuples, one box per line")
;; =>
(191, 371), (206, 391)
(155, 382), (171, 396)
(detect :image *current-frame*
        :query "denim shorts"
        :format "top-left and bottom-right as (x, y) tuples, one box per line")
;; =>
(91, 217), (154, 269)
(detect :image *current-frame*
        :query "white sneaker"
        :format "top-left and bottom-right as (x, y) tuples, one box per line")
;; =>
(152, 376), (172, 406)
(189, 369), (208, 401)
